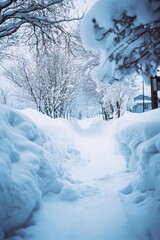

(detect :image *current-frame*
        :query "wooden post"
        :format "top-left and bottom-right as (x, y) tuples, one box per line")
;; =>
(150, 76), (158, 109)
(142, 78), (144, 112)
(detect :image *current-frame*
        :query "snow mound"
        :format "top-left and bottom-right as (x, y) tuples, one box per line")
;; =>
(22, 108), (74, 163)
(115, 109), (160, 199)
(59, 186), (78, 201)
(0, 105), (66, 238)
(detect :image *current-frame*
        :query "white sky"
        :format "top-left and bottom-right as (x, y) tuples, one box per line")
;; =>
(74, 0), (97, 13)
(85, 0), (97, 8)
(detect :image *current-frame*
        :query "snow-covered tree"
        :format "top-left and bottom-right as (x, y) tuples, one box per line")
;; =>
(3, 21), (102, 119)
(62, 29), (101, 119)
(96, 78), (137, 119)
(81, 0), (160, 84)
(4, 41), (102, 119)
(65, 76), (100, 119)
(0, 0), (79, 50)
(4, 48), (77, 118)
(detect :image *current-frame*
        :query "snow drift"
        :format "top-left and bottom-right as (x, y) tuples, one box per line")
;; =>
(1, 102), (160, 239)
(115, 109), (160, 199)
(0, 105), (69, 238)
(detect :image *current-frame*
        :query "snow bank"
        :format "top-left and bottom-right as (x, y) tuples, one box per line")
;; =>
(22, 109), (73, 167)
(115, 109), (160, 199)
(0, 105), (71, 238)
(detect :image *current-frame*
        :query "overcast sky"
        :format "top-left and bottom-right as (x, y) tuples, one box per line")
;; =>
(85, 0), (97, 8)
(74, 0), (97, 13)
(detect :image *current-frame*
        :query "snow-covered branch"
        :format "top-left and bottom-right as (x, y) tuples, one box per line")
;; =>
(0, 0), (80, 48)
(81, 0), (160, 84)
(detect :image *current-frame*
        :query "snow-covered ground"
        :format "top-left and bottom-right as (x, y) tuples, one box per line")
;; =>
(14, 116), (131, 240)
(1, 105), (160, 239)
(116, 110), (160, 240)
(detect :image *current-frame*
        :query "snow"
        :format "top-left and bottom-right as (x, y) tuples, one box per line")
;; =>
(1, 104), (160, 239)
(20, 117), (131, 240)
(0, 105), (77, 238)
(81, 0), (160, 84)
(81, 0), (160, 50)
(115, 109), (160, 202)
(135, 99), (151, 104)
(114, 110), (160, 239)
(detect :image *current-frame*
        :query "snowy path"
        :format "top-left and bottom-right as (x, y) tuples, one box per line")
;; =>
(26, 120), (133, 240)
